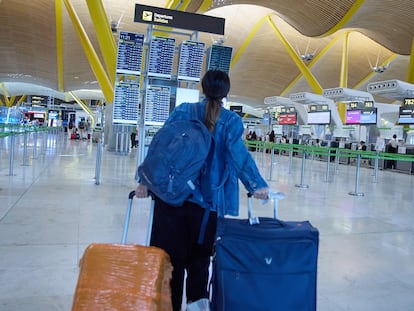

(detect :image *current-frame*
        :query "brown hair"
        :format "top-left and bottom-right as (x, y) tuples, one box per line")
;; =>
(201, 70), (230, 132)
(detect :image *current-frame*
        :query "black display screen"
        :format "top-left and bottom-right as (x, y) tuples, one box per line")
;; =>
(177, 41), (205, 82)
(360, 108), (377, 124)
(206, 45), (233, 74)
(116, 32), (144, 75)
(398, 106), (414, 124)
(307, 111), (331, 125)
(279, 112), (297, 125)
(147, 36), (175, 79)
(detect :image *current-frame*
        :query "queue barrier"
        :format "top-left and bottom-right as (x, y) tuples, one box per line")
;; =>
(244, 140), (414, 196)
(1, 125), (104, 186)
(0, 125), (62, 176)
(244, 140), (414, 163)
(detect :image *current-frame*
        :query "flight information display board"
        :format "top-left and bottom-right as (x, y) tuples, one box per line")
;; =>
(147, 36), (176, 79)
(307, 111), (331, 125)
(345, 110), (361, 124)
(116, 31), (144, 75)
(279, 113), (297, 125)
(360, 108), (377, 124)
(177, 41), (205, 81)
(143, 85), (171, 125)
(206, 44), (233, 74)
(398, 106), (414, 124)
(113, 74), (140, 124)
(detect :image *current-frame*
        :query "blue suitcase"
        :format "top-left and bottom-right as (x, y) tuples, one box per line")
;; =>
(211, 193), (319, 311)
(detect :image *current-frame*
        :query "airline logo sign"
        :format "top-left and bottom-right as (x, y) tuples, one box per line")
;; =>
(135, 4), (225, 35)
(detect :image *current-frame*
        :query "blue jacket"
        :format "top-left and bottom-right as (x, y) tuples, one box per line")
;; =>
(165, 100), (268, 217)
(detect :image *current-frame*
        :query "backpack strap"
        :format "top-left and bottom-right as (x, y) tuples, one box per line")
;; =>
(189, 103), (213, 244)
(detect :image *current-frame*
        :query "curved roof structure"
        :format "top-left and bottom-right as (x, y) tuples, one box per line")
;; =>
(1, 0), (414, 108)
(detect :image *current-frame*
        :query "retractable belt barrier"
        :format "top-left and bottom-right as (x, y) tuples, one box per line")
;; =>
(245, 140), (414, 197)
(0, 125), (61, 176)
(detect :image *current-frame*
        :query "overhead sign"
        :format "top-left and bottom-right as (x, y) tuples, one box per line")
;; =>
(403, 98), (414, 106)
(134, 4), (225, 35)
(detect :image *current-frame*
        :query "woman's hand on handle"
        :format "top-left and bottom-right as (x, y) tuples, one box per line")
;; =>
(253, 187), (269, 200)
(135, 184), (149, 198)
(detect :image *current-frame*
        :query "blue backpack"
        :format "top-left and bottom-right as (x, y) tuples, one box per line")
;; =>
(137, 110), (212, 207)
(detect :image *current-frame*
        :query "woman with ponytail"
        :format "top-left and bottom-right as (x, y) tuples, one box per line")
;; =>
(135, 70), (268, 311)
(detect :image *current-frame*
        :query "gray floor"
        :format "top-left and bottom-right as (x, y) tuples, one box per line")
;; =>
(1, 130), (413, 311)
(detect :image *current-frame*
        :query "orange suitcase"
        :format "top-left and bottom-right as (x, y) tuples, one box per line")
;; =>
(71, 243), (172, 311)
(72, 191), (173, 310)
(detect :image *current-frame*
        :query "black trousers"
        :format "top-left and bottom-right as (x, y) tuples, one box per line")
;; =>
(130, 133), (136, 148)
(150, 197), (217, 311)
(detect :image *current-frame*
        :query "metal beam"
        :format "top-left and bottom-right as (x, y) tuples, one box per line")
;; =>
(230, 15), (268, 69)
(55, 0), (64, 91)
(168, 0), (183, 10)
(197, 0), (213, 13)
(281, 32), (345, 96)
(267, 16), (323, 94)
(8, 96), (16, 108)
(407, 37), (414, 83)
(0, 83), (10, 107)
(339, 32), (350, 88)
(63, 0), (114, 103)
(17, 95), (27, 106)
(69, 91), (96, 126)
(85, 0), (117, 85)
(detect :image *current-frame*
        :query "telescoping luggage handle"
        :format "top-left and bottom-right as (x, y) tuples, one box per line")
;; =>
(247, 191), (286, 225)
(121, 190), (155, 245)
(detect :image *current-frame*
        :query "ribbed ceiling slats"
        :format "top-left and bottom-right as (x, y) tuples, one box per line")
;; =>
(0, 0), (413, 106)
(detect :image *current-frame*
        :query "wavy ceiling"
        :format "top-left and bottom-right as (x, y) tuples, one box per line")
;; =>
(0, 0), (413, 107)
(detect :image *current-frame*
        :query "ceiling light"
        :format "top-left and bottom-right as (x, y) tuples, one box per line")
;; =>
(300, 53), (314, 62)
(372, 65), (389, 73)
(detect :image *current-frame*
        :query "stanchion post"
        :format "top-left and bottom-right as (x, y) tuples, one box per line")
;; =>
(95, 141), (103, 185)
(288, 145), (293, 174)
(8, 134), (16, 176)
(41, 130), (46, 155)
(268, 146), (275, 181)
(373, 151), (379, 183)
(325, 149), (331, 183)
(295, 148), (309, 188)
(334, 148), (339, 174)
(349, 153), (364, 196)
(32, 131), (38, 159)
(22, 130), (29, 166)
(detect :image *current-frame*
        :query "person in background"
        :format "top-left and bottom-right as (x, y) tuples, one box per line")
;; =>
(78, 119), (86, 139)
(135, 70), (269, 311)
(269, 130), (276, 143)
(130, 127), (137, 149)
(251, 131), (257, 141)
(387, 134), (398, 169)
(86, 119), (91, 140)
(358, 141), (367, 151)
(389, 134), (398, 150)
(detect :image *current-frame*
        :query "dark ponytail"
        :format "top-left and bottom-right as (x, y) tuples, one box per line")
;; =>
(201, 70), (230, 132)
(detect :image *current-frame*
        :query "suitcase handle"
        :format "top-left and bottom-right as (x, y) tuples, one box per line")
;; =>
(247, 191), (286, 224)
(122, 190), (155, 245)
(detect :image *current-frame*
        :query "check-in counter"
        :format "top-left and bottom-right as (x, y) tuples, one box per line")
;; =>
(394, 145), (414, 174)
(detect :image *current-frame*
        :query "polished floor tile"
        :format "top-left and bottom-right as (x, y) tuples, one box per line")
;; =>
(0, 132), (413, 310)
